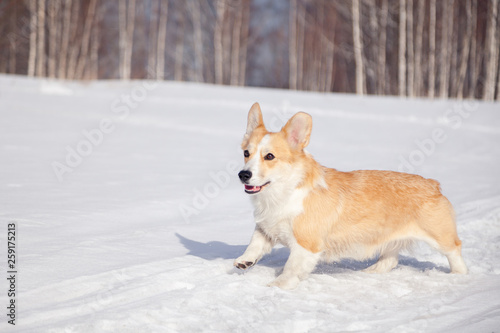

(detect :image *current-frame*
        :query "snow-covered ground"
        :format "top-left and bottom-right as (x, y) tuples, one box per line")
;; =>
(1, 74), (499, 332)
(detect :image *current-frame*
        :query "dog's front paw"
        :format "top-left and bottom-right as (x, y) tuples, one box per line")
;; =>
(268, 275), (300, 290)
(233, 259), (255, 270)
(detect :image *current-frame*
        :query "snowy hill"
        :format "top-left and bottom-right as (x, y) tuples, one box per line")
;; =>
(1, 74), (499, 332)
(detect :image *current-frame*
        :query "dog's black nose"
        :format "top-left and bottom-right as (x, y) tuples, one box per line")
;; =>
(238, 170), (252, 183)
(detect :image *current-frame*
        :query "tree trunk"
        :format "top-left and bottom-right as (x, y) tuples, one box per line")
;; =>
(174, 2), (185, 82)
(352, 0), (364, 95)
(89, 4), (100, 80)
(36, 0), (45, 77)
(187, 0), (204, 82)
(468, 0), (478, 98)
(439, 0), (452, 98)
(289, 0), (298, 90)
(47, 0), (59, 78)
(230, 0), (243, 86)
(9, 4), (17, 74)
(156, 0), (168, 80)
(428, 0), (436, 98)
(239, 0), (250, 86)
(398, 0), (406, 96)
(214, 0), (225, 84)
(414, 0), (424, 96)
(407, 0), (414, 97)
(76, 0), (98, 80)
(126, 0), (136, 79)
(457, 0), (472, 99)
(119, 0), (136, 80)
(66, 0), (80, 80)
(378, 0), (388, 95)
(147, 0), (159, 79)
(58, 0), (72, 79)
(296, 2), (305, 90)
(484, 0), (499, 100)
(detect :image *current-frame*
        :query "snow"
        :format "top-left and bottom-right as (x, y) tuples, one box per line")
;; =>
(1, 74), (499, 332)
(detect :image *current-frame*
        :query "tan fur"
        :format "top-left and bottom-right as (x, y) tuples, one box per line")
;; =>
(236, 103), (467, 288)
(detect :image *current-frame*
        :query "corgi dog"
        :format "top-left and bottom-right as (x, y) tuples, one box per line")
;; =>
(234, 103), (467, 289)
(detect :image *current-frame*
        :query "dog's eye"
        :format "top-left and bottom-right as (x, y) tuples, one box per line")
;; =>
(244, 150), (250, 158)
(264, 153), (275, 161)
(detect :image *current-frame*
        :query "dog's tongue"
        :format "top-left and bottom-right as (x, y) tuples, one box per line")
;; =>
(245, 185), (261, 193)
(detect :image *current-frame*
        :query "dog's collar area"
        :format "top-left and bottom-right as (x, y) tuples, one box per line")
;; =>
(244, 181), (270, 194)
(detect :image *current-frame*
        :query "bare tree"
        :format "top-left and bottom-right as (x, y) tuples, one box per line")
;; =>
(398, 0), (406, 96)
(36, 0), (45, 77)
(187, 0), (204, 82)
(147, 0), (160, 79)
(484, 0), (499, 100)
(378, 0), (388, 95)
(439, 0), (453, 98)
(156, 0), (168, 80)
(428, 0), (436, 98)
(66, 0), (80, 80)
(289, 0), (298, 90)
(352, 0), (364, 95)
(414, 0), (424, 96)
(76, 0), (98, 80)
(47, 0), (59, 78)
(230, 0), (243, 86)
(8, 3), (17, 74)
(119, 0), (136, 80)
(468, 0), (478, 98)
(214, 0), (225, 84)
(457, 0), (472, 99)
(239, 0), (251, 86)
(58, 0), (73, 79)
(407, 0), (414, 97)
(89, 8), (100, 80)
(174, 2), (185, 81)
(296, 2), (305, 90)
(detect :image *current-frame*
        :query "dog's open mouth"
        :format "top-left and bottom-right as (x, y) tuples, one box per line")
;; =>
(244, 182), (270, 194)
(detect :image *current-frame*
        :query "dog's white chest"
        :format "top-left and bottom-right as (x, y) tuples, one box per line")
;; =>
(251, 187), (308, 246)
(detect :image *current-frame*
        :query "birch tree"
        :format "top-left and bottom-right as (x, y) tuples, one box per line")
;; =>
(214, 0), (225, 84)
(76, 0), (98, 80)
(147, 0), (159, 79)
(289, 0), (298, 90)
(174, 2), (185, 82)
(58, 0), (72, 79)
(398, 0), (406, 96)
(47, 0), (59, 78)
(156, 0), (168, 80)
(438, 0), (452, 98)
(378, 0), (388, 95)
(239, 0), (251, 86)
(484, 0), (499, 100)
(36, 0), (45, 77)
(414, 0), (424, 96)
(119, 0), (136, 80)
(187, 0), (204, 82)
(428, 0), (436, 98)
(352, 0), (364, 95)
(469, 0), (478, 98)
(407, 0), (414, 97)
(457, 0), (472, 99)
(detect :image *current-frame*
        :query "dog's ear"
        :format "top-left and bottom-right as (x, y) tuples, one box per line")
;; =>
(245, 103), (265, 135)
(283, 112), (312, 150)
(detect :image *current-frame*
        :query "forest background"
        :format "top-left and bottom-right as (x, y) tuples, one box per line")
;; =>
(0, 0), (499, 100)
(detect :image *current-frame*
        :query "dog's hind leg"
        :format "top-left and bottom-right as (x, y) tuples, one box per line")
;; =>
(363, 248), (399, 273)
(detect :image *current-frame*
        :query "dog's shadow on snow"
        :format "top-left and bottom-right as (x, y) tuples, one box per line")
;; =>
(176, 233), (448, 274)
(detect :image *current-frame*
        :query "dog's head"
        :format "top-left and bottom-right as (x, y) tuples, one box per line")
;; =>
(238, 103), (312, 195)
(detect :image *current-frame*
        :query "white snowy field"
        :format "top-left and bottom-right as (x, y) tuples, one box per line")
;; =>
(0, 73), (499, 332)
